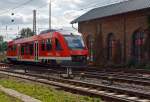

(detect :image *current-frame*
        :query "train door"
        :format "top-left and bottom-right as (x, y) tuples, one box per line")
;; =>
(54, 37), (64, 65)
(34, 41), (39, 62)
(17, 44), (21, 61)
(55, 38), (63, 55)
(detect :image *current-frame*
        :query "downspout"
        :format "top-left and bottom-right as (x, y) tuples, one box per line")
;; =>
(123, 15), (126, 63)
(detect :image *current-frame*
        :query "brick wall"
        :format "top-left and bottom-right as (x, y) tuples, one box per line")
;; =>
(78, 9), (149, 65)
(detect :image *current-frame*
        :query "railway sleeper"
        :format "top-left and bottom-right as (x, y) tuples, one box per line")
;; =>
(0, 70), (150, 102)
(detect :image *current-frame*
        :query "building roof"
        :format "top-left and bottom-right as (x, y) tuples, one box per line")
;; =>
(71, 0), (150, 24)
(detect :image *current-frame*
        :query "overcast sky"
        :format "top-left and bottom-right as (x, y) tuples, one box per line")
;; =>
(0, 0), (126, 40)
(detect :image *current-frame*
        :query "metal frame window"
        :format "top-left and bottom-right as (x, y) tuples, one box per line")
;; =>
(41, 40), (45, 51)
(107, 33), (115, 61)
(29, 43), (34, 55)
(46, 39), (52, 51)
(21, 45), (24, 55)
(55, 39), (62, 50)
(132, 31), (145, 62)
(86, 35), (94, 62)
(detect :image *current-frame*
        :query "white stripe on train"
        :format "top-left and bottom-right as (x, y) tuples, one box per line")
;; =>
(7, 56), (72, 61)
(38, 57), (71, 60)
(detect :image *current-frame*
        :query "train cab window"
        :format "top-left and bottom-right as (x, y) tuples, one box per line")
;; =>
(29, 43), (34, 55)
(55, 39), (62, 50)
(46, 39), (52, 51)
(64, 35), (85, 50)
(41, 40), (45, 51)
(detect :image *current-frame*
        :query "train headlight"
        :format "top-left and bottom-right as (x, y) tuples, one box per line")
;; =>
(87, 56), (89, 60)
(71, 55), (87, 62)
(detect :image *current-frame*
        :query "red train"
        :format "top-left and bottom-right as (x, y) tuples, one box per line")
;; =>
(7, 29), (89, 66)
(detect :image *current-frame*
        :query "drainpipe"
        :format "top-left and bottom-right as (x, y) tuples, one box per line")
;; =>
(123, 15), (126, 64)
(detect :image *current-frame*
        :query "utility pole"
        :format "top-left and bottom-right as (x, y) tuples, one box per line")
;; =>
(6, 26), (7, 39)
(33, 10), (37, 35)
(49, 0), (51, 29)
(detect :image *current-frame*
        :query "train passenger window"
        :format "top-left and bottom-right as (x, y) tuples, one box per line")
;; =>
(9, 46), (12, 51)
(21, 46), (24, 55)
(29, 43), (34, 55)
(26, 46), (29, 55)
(13, 45), (16, 51)
(55, 39), (62, 50)
(11, 46), (13, 51)
(41, 40), (45, 51)
(24, 46), (27, 55)
(46, 39), (52, 51)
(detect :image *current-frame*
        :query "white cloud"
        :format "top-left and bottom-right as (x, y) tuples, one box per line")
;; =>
(0, 0), (128, 40)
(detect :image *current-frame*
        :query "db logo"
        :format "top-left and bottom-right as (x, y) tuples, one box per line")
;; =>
(56, 53), (60, 56)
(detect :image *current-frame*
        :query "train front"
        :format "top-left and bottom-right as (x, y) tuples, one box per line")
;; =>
(63, 32), (89, 67)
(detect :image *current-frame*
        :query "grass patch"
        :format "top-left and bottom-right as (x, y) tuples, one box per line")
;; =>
(0, 78), (101, 102)
(0, 91), (21, 102)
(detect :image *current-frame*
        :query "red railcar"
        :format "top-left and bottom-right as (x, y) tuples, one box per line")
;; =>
(7, 29), (89, 66)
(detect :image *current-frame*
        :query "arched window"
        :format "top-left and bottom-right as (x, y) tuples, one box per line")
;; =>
(86, 34), (94, 62)
(132, 31), (145, 62)
(107, 33), (115, 61)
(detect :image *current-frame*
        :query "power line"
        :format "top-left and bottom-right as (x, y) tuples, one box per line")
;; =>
(0, 0), (34, 16)
(12, 0), (34, 10)
(36, 3), (49, 10)
(77, 0), (126, 11)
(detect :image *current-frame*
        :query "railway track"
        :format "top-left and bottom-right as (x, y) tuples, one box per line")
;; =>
(74, 71), (150, 86)
(0, 69), (150, 102)
(1, 63), (150, 87)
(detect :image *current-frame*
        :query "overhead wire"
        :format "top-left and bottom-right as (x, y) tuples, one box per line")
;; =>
(76, 0), (125, 11)
(0, 0), (35, 16)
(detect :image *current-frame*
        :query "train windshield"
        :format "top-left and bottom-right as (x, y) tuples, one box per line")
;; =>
(64, 35), (85, 50)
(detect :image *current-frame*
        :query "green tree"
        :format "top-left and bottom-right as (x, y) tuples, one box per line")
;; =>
(20, 28), (34, 38)
(0, 36), (7, 53)
(0, 42), (7, 53)
(0, 36), (3, 42)
(0, 36), (4, 53)
(2, 42), (7, 51)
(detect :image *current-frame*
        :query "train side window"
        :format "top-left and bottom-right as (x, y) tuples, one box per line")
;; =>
(26, 45), (29, 55)
(11, 46), (13, 51)
(55, 39), (62, 50)
(24, 46), (27, 55)
(29, 43), (34, 55)
(13, 45), (16, 51)
(41, 40), (45, 51)
(9, 46), (11, 51)
(21, 46), (24, 55)
(46, 39), (52, 51)
(9, 46), (12, 51)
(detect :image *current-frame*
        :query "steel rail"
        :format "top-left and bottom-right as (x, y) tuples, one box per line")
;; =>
(0, 69), (149, 102)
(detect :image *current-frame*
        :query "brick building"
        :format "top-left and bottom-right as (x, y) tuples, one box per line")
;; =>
(71, 0), (150, 65)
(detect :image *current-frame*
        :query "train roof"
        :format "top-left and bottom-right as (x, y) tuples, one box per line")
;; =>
(8, 29), (82, 45)
(40, 29), (82, 36)
(39, 29), (57, 34)
(8, 35), (38, 44)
